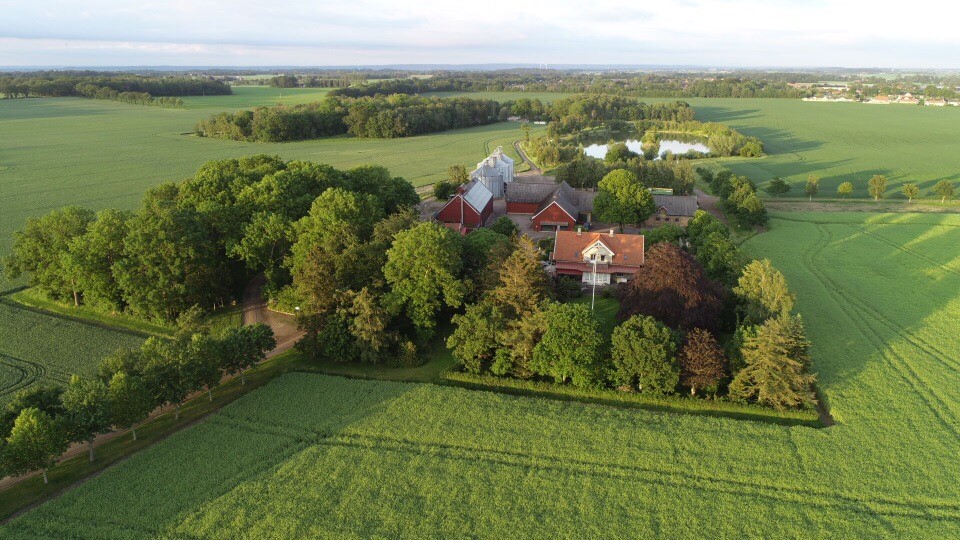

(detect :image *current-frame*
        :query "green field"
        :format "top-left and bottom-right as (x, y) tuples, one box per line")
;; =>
(436, 92), (960, 199)
(6, 212), (959, 537)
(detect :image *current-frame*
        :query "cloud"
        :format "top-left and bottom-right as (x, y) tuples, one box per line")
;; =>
(1, 0), (959, 67)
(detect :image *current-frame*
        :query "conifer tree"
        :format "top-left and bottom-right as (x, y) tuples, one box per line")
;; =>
(729, 315), (817, 410)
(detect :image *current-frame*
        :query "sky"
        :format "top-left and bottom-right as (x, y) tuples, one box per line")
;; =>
(2, 0), (960, 69)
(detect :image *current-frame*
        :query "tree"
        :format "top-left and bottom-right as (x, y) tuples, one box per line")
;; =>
(4, 206), (95, 304)
(593, 169), (655, 231)
(733, 259), (795, 325)
(868, 174), (888, 201)
(4, 408), (67, 484)
(107, 372), (153, 440)
(933, 180), (955, 203)
(230, 212), (292, 290)
(489, 236), (550, 319)
(139, 337), (189, 419)
(221, 324), (276, 385)
(1, 385), (64, 437)
(488, 216), (520, 237)
(346, 287), (393, 364)
(619, 243), (725, 332)
(643, 224), (685, 250)
(530, 303), (604, 388)
(837, 181), (854, 198)
(181, 333), (225, 401)
(902, 183), (920, 202)
(729, 315), (817, 410)
(61, 375), (111, 462)
(805, 175), (820, 201)
(448, 164), (469, 185)
(447, 300), (505, 374)
(432, 180), (456, 200)
(678, 329), (727, 396)
(113, 186), (227, 320)
(765, 177), (791, 198)
(462, 228), (511, 280)
(384, 222), (466, 342)
(64, 208), (131, 310)
(610, 315), (679, 393)
(604, 142), (639, 164)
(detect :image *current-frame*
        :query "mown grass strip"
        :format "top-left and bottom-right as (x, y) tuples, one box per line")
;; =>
(443, 371), (821, 427)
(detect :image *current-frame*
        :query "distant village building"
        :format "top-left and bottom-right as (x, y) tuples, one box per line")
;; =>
(644, 195), (699, 227)
(470, 146), (515, 198)
(868, 95), (891, 104)
(925, 98), (947, 107)
(505, 181), (595, 231)
(434, 180), (493, 234)
(551, 229), (645, 285)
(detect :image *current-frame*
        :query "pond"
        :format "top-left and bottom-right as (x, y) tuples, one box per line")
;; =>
(582, 139), (711, 160)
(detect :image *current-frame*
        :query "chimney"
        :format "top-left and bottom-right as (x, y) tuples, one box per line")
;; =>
(609, 228), (615, 236)
(577, 225), (582, 236)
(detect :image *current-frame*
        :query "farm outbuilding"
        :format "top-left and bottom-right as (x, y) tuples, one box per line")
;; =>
(434, 180), (494, 234)
(644, 194), (699, 227)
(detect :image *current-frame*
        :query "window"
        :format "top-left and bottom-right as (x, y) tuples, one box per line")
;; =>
(600, 254), (606, 262)
(590, 253), (596, 260)
(675, 218), (680, 222)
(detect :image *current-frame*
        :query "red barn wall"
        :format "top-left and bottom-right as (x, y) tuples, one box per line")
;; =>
(506, 202), (540, 214)
(436, 196), (483, 228)
(532, 203), (576, 231)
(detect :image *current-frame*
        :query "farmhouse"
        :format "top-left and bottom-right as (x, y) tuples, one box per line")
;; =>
(644, 194), (699, 226)
(470, 146), (515, 198)
(434, 180), (494, 234)
(552, 229), (645, 285)
(505, 181), (595, 231)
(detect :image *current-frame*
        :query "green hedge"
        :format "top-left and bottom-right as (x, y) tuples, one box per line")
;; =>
(443, 370), (821, 428)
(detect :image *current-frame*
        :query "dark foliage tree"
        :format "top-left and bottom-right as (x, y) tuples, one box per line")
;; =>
(447, 300), (505, 374)
(488, 216), (520, 237)
(619, 243), (724, 332)
(0, 386), (65, 438)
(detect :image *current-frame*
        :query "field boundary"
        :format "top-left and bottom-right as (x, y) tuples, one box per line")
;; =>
(442, 371), (822, 427)
(0, 295), (159, 340)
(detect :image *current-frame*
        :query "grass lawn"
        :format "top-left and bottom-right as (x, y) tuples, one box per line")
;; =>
(4, 211), (960, 536)
(571, 294), (619, 336)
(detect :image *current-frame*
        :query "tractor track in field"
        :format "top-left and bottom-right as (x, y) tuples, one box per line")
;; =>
(0, 354), (46, 399)
(800, 224), (960, 437)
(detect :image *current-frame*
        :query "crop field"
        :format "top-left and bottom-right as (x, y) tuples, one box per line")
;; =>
(0, 301), (143, 404)
(6, 212), (960, 537)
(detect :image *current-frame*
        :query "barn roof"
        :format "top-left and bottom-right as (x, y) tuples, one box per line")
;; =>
(462, 180), (493, 212)
(652, 194), (698, 217)
(505, 181), (558, 203)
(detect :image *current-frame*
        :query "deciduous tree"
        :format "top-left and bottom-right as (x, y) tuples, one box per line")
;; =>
(679, 328), (727, 396)
(805, 175), (820, 201)
(619, 243), (724, 332)
(610, 315), (679, 393)
(384, 222), (466, 342)
(837, 182), (854, 198)
(107, 372), (154, 440)
(868, 175), (888, 201)
(733, 259), (795, 325)
(593, 169), (654, 231)
(531, 303), (604, 388)
(902, 183), (920, 202)
(4, 408), (67, 484)
(61, 375), (112, 462)
(765, 177), (791, 198)
(933, 180), (955, 203)
(447, 300), (505, 374)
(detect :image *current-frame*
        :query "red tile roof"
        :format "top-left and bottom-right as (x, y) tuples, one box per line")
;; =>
(552, 230), (644, 267)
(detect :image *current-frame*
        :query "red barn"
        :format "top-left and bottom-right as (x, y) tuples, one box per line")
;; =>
(435, 180), (494, 234)
(505, 181), (592, 232)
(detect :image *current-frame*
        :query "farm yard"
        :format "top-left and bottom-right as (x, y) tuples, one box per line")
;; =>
(4, 211), (960, 537)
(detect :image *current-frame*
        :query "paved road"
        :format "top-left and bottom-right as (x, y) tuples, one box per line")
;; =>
(242, 274), (303, 358)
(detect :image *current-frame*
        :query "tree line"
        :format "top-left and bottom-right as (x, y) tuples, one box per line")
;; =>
(195, 94), (503, 142)
(448, 210), (817, 411)
(0, 320), (275, 483)
(4, 156), (419, 323)
(74, 83), (184, 108)
(0, 74), (231, 99)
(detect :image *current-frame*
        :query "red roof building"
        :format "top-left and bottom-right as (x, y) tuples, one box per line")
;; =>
(435, 180), (494, 234)
(505, 181), (594, 231)
(551, 229), (644, 285)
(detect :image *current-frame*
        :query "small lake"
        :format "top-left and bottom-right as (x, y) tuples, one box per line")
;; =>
(582, 139), (711, 160)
